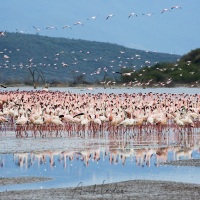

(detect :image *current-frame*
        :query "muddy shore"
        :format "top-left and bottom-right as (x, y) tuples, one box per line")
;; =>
(163, 159), (200, 167)
(0, 177), (51, 186)
(0, 179), (200, 200)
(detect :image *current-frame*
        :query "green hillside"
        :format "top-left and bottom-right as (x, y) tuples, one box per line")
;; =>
(0, 32), (180, 86)
(120, 48), (200, 87)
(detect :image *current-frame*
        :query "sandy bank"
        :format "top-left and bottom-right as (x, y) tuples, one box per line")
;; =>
(163, 159), (200, 167)
(0, 177), (51, 186)
(0, 179), (200, 200)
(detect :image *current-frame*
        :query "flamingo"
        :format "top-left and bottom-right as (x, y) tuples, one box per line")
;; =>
(46, 26), (57, 30)
(161, 8), (171, 14)
(51, 117), (63, 126)
(0, 31), (6, 36)
(106, 14), (115, 20)
(174, 114), (185, 126)
(109, 110), (123, 126)
(33, 26), (41, 32)
(99, 114), (109, 122)
(171, 6), (182, 10)
(32, 116), (44, 125)
(142, 13), (155, 16)
(93, 114), (101, 125)
(15, 112), (29, 125)
(62, 25), (72, 29)
(128, 13), (137, 18)
(80, 114), (90, 126)
(74, 22), (84, 26)
(0, 116), (8, 123)
(180, 115), (194, 127)
(87, 15), (98, 20)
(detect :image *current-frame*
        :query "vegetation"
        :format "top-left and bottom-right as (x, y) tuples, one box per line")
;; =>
(120, 48), (200, 87)
(0, 32), (182, 87)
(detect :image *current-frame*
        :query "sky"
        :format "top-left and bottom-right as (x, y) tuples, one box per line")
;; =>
(1, 0), (199, 55)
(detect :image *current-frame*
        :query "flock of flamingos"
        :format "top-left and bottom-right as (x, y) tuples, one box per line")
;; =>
(1, 89), (200, 138)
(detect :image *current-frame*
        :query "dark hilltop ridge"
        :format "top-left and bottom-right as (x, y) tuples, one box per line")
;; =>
(0, 32), (181, 86)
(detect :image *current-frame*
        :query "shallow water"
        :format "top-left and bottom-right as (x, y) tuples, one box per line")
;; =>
(1, 130), (200, 192)
(1, 86), (200, 94)
(1, 87), (200, 192)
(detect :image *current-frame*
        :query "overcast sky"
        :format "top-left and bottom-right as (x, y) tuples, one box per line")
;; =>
(1, 0), (199, 55)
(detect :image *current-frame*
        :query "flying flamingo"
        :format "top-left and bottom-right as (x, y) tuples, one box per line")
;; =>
(128, 13), (137, 18)
(161, 8), (171, 14)
(33, 26), (41, 32)
(171, 6), (182, 10)
(106, 14), (115, 20)
(87, 15), (98, 20)
(62, 25), (72, 30)
(74, 22), (84, 26)
(0, 31), (6, 36)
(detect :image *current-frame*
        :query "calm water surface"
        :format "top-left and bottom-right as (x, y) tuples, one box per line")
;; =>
(1, 86), (200, 94)
(1, 130), (200, 192)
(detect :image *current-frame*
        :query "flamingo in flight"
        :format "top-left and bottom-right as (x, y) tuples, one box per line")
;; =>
(62, 25), (72, 29)
(142, 13), (155, 16)
(87, 15), (98, 20)
(171, 6), (182, 10)
(74, 22), (84, 26)
(106, 14), (115, 20)
(33, 26), (41, 32)
(161, 8), (171, 14)
(128, 13), (137, 18)
(0, 31), (6, 36)
(46, 26), (57, 30)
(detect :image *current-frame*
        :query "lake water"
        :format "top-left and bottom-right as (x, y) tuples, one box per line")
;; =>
(1, 87), (200, 192)
(1, 86), (200, 94)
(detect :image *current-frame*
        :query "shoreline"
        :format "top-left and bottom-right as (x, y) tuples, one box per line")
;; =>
(0, 179), (200, 200)
(0, 177), (52, 186)
(162, 159), (200, 167)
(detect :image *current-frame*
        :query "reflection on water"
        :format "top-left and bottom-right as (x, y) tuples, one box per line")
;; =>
(1, 130), (200, 191)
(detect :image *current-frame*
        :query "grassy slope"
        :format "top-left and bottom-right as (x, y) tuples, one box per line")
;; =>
(0, 32), (180, 84)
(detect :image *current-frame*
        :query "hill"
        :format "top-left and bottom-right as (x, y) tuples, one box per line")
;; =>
(119, 48), (200, 87)
(0, 32), (180, 86)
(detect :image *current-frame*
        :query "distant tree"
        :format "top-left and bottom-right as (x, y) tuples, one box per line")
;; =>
(28, 67), (46, 88)
(74, 74), (88, 84)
